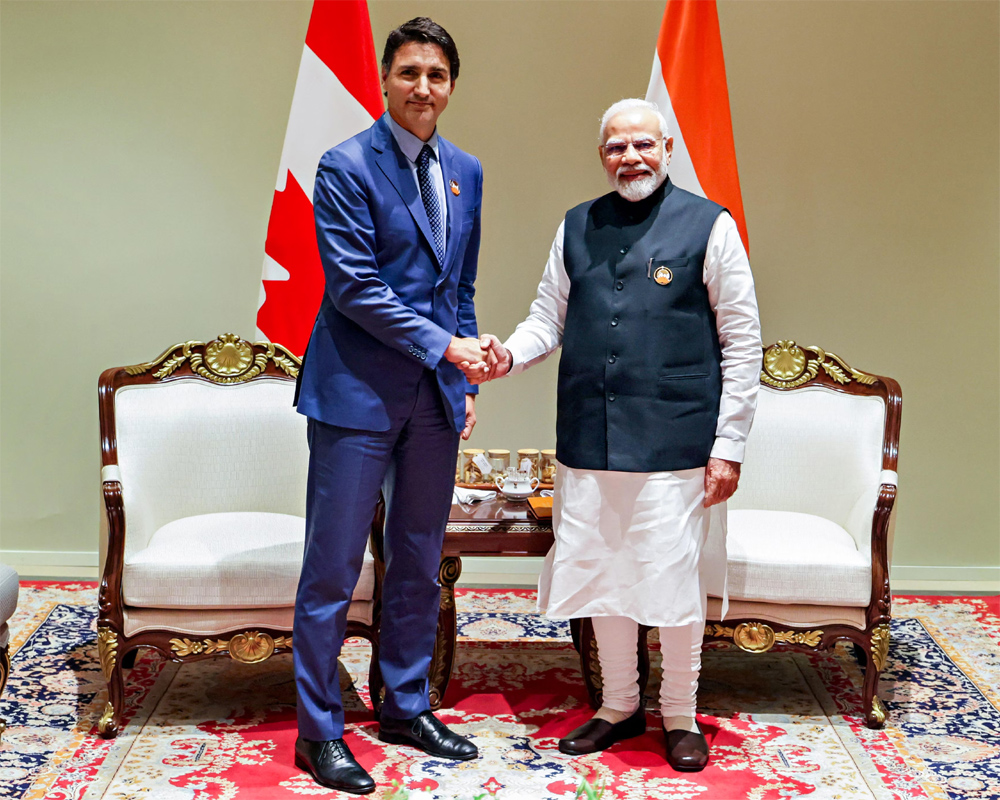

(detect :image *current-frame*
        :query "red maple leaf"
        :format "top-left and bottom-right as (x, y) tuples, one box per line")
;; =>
(257, 171), (324, 357)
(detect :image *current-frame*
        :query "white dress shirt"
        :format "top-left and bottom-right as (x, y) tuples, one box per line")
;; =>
(386, 113), (448, 240)
(503, 211), (761, 463)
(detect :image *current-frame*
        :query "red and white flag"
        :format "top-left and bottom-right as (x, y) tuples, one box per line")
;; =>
(645, 0), (749, 252)
(256, 0), (384, 355)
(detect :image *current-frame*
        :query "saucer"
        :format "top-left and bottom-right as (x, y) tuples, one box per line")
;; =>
(500, 487), (535, 502)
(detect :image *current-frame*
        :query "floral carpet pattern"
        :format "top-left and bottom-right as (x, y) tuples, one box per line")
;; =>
(0, 584), (997, 799)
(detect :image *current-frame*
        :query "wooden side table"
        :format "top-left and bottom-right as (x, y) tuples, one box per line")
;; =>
(428, 497), (553, 708)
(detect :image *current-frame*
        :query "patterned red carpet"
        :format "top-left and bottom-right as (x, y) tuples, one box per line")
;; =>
(1, 584), (998, 799)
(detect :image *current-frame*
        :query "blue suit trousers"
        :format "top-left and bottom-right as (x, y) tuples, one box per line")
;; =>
(293, 371), (460, 740)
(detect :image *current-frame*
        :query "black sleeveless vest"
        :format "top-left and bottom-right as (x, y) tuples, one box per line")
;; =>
(557, 180), (725, 472)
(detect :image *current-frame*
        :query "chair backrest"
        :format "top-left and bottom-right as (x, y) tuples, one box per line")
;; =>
(99, 335), (308, 558)
(729, 341), (901, 550)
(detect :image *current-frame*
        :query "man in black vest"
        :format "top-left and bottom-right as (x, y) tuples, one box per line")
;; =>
(469, 99), (761, 771)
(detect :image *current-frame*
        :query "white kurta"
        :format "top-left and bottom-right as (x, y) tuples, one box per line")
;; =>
(503, 211), (760, 627)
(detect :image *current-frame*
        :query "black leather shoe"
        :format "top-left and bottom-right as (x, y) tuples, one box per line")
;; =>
(294, 737), (375, 794)
(558, 706), (646, 755)
(663, 722), (709, 772)
(378, 710), (478, 760)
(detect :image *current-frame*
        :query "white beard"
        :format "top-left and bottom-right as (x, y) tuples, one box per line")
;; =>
(610, 159), (669, 201)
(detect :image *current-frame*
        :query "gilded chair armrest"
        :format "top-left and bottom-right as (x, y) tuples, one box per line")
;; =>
(99, 478), (126, 627)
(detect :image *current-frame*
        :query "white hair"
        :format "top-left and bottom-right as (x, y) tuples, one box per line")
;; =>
(599, 98), (670, 143)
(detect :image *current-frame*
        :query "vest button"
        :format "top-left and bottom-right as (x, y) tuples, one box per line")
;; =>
(608, 392), (616, 402)
(615, 281), (624, 291)
(619, 246), (629, 255)
(611, 317), (619, 327)
(608, 355), (617, 364)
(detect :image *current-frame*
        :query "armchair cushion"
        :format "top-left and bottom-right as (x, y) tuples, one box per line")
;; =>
(121, 511), (374, 609)
(729, 386), (885, 551)
(0, 563), (18, 649)
(114, 380), (309, 560)
(720, 510), (871, 606)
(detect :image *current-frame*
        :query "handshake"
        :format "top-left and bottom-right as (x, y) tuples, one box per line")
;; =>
(444, 334), (511, 385)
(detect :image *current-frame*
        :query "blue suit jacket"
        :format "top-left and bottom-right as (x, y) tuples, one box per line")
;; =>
(296, 114), (483, 433)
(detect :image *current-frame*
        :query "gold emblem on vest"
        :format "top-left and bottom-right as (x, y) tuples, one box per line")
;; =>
(653, 266), (673, 285)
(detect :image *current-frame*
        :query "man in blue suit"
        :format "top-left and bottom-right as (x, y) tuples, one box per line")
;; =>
(293, 18), (487, 794)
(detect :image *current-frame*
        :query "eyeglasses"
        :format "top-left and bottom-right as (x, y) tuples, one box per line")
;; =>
(601, 139), (661, 158)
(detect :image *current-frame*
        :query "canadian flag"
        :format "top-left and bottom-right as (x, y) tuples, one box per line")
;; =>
(256, 0), (384, 355)
(645, 0), (749, 252)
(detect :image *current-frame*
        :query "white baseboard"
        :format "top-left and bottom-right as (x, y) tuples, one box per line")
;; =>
(2, 550), (98, 567)
(1, 550), (99, 580)
(3, 550), (998, 592)
(455, 560), (1000, 591)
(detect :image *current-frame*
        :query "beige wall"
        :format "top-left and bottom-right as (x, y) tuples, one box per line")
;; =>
(2, 1), (997, 581)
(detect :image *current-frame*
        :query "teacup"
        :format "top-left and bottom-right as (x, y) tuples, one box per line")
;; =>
(494, 470), (540, 501)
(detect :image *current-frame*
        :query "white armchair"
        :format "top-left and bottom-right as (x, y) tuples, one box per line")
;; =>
(579, 341), (901, 728)
(97, 334), (384, 738)
(710, 340), (901, 728)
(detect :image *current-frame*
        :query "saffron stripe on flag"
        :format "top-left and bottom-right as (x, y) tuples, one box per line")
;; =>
(646, 0), (748, 253)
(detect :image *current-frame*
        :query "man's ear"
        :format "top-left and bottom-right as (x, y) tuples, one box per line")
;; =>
(664, 136), (675, 162)
(381, 69), (388, 97)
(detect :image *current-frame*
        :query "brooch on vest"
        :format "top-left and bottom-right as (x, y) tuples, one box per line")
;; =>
(647, 258), (673, 285)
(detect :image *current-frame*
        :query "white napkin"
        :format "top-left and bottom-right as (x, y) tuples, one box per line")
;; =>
(453, 487), (497, 504)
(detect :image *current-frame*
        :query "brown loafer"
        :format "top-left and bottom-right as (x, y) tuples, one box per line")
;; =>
(558, 706), (646, 755)
(663, 721), (709, 772)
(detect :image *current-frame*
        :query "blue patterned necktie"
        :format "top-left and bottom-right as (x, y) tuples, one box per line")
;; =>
(417, 144), (445, 262)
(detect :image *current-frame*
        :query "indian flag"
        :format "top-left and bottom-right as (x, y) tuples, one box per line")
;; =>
(645, 0), (749, 252)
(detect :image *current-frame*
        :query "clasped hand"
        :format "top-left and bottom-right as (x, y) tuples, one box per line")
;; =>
(451, 334), (511, 384)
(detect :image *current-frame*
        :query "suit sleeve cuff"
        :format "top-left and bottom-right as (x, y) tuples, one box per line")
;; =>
(710, 438), (745, 464)
(418, 326), (454, 370)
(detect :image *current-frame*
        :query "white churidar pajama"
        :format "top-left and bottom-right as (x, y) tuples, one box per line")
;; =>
(503, 211), (760, 717)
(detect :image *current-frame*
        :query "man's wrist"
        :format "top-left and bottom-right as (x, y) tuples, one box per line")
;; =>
(497, 342), (516, 377)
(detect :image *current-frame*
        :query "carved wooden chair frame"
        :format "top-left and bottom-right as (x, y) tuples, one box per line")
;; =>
(0, 641), (9, 741)
(96, 334), (386, 738)
(576, 340), (902, 729)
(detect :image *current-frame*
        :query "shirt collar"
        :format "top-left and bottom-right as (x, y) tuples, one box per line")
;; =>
(386, 113), (440, 164)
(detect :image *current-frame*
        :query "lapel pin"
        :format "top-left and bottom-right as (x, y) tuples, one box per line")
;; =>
(653, 266), (673, 285)
(450, 179), (460, 196)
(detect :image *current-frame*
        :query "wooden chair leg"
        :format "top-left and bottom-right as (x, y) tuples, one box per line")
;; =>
(96, 627), (125, 738)
(863, 623), (891, 729)
(570, 618), (584, 653)
(0, 644), (9, 742)
(637, 624), (651, 701)
(368, 637), (384, 719)
(578, 618), (602, 709)
(428, 556), (461, 710)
